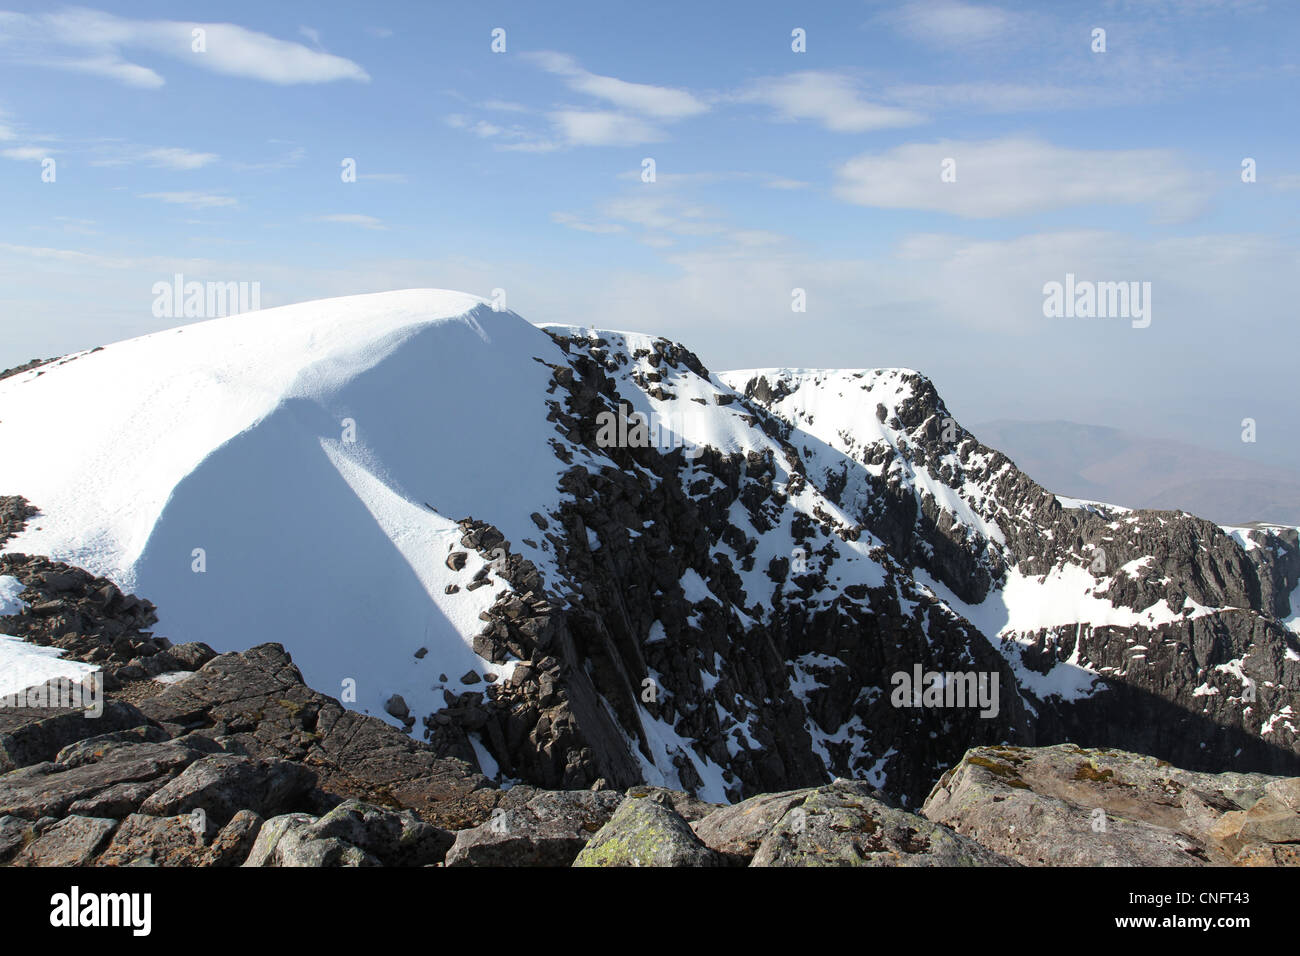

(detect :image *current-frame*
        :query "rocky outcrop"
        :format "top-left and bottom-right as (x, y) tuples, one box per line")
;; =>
(0, 540), (217, 691)
(445, 789), (621, 866)
(572, 794), (722, 867)
(921, 744), (1287, 866)
(748, 781), (1013, 867)
(243, 800), (453, 867)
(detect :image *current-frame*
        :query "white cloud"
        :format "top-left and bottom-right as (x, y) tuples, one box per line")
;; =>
(139, 191), (237, 209)
(738, 72), (925, 132)
(834, 137), (1206, 219)
(527, 52), (708, 119)
(0, 9), (369, 87)
(1, 146), (49, 160)
(141, 147), (216, 169)
(549, 110), (665, 147)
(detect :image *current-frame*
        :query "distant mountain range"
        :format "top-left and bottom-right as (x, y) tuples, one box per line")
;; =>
(974, 419), (1300, 527)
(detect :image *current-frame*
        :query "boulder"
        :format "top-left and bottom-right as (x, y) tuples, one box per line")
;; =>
(693, 787), (816, 864)
(305, 799), (452, 866)
(137, 754), (316, 825)
(54, 725), (173, 768)
(10, 814), (117, 866)
(572, 794), (721, 867)
(446, 789), (621, 866)
(202, 810), (265, 866)
(241, 813), (379, 867)
(749, 781), (1011, 867)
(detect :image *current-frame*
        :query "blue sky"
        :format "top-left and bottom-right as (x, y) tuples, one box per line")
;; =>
(1, 1), (1297, 468)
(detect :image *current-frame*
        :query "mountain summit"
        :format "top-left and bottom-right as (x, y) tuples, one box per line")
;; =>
(2, 290), (1297, 806)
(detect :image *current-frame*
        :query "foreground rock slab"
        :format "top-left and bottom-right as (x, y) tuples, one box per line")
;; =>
(922, 744), (1289, 866)
(748, 781), (1012, 867)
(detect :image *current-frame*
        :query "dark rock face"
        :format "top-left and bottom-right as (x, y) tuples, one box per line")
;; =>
(733, 369), (1300, 786)
(414, 332), (1298, 810)
(421, 335), (1039, 808)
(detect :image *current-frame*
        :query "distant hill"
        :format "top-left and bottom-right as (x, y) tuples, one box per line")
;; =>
(974, 419), (1300, 526)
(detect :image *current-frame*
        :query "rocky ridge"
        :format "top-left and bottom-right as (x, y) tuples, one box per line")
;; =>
(2, 641), (1296, 867)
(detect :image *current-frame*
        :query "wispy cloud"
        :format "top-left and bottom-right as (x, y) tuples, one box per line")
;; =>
(525, 52), (709, 119)
(551, 212), (626, 234)
(1, 146), (49, 160)
(311, 214), (386, 230)
(90, 145), (218, 169)
(139, 191), (237, 209)
(451, 52), (710, 151)
(834, 137), (1206, 219)
(0, 8), (370, 87)
(737, 72), (925, 132)
(881, 0), (1020, 49)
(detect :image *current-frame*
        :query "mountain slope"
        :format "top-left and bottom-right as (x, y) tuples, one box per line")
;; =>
(2, 290), (1297, 807)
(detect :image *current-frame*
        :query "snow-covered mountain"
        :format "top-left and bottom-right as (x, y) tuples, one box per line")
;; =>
(2, 289), (1297, 806)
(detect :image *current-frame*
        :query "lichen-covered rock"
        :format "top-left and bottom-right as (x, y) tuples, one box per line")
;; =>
(10, 814), (117, 866)
(572, 794), (721, 867)
(202, 809), (264, 866)
(749, 781), (1010, 867)
(0, 814), (37, 862)
(921, 744), (1278, 866)
(96, 812), (215, 866)
(446, 789), (621, 866)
